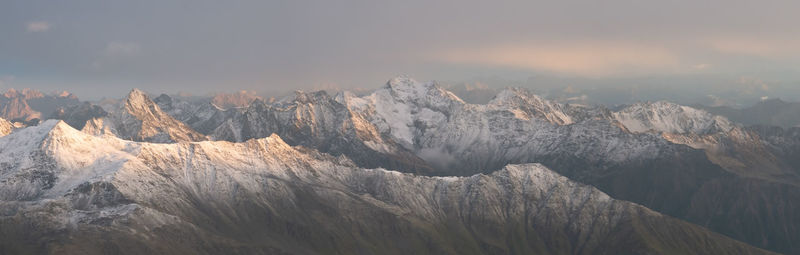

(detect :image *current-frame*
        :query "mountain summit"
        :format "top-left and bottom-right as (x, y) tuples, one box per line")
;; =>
(82, 89), (207, 143)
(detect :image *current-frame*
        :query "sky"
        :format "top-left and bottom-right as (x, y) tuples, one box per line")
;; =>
(2, 0), (800, 102)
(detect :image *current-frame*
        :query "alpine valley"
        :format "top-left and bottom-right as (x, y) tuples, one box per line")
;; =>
(2, 76), (799, 254)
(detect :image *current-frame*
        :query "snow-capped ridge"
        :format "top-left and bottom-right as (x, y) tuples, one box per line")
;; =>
(613, 101), (734, 134)
(290, 90), (333, 105)
(489, 87), (575, 125)
(382, 75), (465, 105)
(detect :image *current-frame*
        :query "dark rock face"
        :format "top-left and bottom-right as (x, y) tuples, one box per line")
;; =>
(50, 102), (108, 130)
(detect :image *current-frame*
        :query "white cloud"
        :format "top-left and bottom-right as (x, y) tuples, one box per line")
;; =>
(26, 21), (51, 32)
(104, 42), (141, 57)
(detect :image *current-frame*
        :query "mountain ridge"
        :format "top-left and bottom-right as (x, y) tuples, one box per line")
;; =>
(0, 120), (776, 254)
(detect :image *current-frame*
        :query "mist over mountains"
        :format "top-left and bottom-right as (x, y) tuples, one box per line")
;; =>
(1, 76), (800, 254)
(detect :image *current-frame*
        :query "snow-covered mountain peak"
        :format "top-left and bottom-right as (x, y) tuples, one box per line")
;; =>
(381, 76), (464, 106)
(91, 89), (208, 143)
(613, 101), (734, 134)
(124, 88), (154, 111)
(489, 88), (575, 125)
(291, 90), (332, 104)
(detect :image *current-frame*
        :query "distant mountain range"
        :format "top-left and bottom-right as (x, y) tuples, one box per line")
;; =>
(1, 77), (799, 254)
(697, 98), (800, 128)
(0, 88), (79, 123)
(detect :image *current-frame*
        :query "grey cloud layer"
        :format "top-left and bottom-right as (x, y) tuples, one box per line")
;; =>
(1, 0), (799, 98)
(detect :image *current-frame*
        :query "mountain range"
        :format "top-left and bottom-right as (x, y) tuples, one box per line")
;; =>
(0, 88), (79, 123)
(1, 76), (799, 254)
(697, 98), (800, 128)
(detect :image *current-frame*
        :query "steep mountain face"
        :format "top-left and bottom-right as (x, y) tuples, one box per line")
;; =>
(613, 101), (734, 134)
(612, 101), (797, 183)
(153, 93), (239, 135)
(342, 77), (673, 175)
(612, 107), (800, 253)
(0, 88), (79, 121)
(0, 118), (12, 136)
(1, 89), (40, 121)
(0, 121), (774, 255)
(83, 89), (207, 143)
(211, 89), (435, 174)
(50, 102), (108, 130)
(748, 125), (800, 176)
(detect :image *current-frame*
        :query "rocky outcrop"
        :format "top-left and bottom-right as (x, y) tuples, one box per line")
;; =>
(83, 89), (207, 143)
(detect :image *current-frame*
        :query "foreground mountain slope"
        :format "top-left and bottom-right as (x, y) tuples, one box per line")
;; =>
(0, 121), (773, 255)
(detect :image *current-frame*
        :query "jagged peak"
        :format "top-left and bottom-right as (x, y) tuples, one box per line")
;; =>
(380, 76), (464, 105)
(3, 88), (17, 95)
(123, 88), (160, 112)
(126, 88), (148, 101)
(490, 87), (546, 105)
(3, 88), (43, 99)
(292, 90), (331, 104)
(488, 87), (574, 125)
(384, 75), (417, 88)
(244, 97), (271, 112)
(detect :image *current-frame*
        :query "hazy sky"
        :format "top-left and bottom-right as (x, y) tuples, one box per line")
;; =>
(2, 0), (800, 99)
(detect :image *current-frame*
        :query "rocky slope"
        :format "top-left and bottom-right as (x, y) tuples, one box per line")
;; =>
(83, 89), (207, 143)
(0, 118), (12, 136)
(0, 120), (774, 254)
